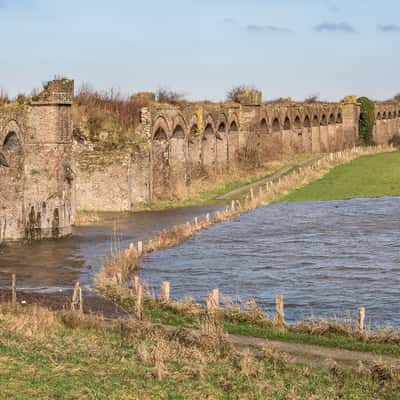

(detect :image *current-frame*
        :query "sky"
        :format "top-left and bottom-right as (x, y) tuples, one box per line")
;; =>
(0, 0), (399, 101)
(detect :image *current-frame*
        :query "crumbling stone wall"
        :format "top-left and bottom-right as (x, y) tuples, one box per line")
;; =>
(373, 102), (400, 145)
(0, 79), (74, 242)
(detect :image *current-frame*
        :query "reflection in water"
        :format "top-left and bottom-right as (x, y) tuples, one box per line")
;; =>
(0, 206), (221, 291)
(141, 197), (400, 327)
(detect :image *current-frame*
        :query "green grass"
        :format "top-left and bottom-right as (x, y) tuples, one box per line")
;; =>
(133, 154), (317, 211)
(282, 151), (400, 203)
(1, 308), (400, 400)
(111, 296), (400, 358)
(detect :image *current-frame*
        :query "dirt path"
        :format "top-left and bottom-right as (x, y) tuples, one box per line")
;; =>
(226, 333), (400, 370)
(3, 289), (399, 371)
(217, 156), (321, 200)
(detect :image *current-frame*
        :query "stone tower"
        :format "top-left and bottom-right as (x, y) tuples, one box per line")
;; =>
(0, 79), (75, 242)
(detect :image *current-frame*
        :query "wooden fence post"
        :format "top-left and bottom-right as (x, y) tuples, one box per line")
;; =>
(358, 307), (365, 334)
(135, 284), (143, 320)
(71, 281), (83, 313)
(11, 274), (16, 308)
(132, 276), (140, 297)
(137, 241), (143, 256)
(209, 288), (219, 310)
(160, 281), (170, 303)
(275, 294), (286, 326)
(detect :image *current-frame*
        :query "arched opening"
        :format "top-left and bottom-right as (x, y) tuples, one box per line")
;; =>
(304, 115), (311, 128)
(383, 112), (387, 120)
(171, 125), (185, 139)
(153, 127), (168, 141)
(320, 115), (328, 126)
(389, 112), (393, 119)
(187, 124), (201, 180)
(216, 122), (228, 172)
(260, 118), (269, 134)
(272, 118), (280, 133)
(152, 124), (170, 200)
(376, 112), (381, 120)
(294, 116), (301, 129)
(170, 124), (187, 195)
(217, 122), (226, 139)
(336, 113), (343, 124)
(203, 123), (214, 138)
(1, 131), (21, 167)
(312, 115), (319, 127)
(202, 123), (216, 175)
(329, 114), (335, 124)
(228, 121), (239, 168)
(283, 117), (291, 130)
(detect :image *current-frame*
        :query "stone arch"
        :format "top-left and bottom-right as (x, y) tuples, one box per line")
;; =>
(171, 124), (185, 139)
(311, 115), (321, 153)
(383, 111), (387, 120)
(320, 114), (329, 152)
(336, 113), (343, 124)
(216, 120), (228, 173)
(170, 123), (187, 195)
(302, 115), (312, 152)
(260, 118), (269, 134)
(283, 116), (291, 130)
(388, 111), (393, 119)
(202, 122), (216, 175)
(272, 118), (280, 133)
(376, 112), (381, 120)
(151, 117), (170, 199)
(187, 120), (201, 181)
(294, 116), (302, 129)
(329, 113), (335, 124)
(171, 115), (187, 138)
(1, 131), (22, 168)
(152, 117), (169, 141)
(228, 120), (240, 169)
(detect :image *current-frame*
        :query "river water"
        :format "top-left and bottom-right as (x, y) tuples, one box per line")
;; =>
(140, 197), (400, 328)
(0, 206), (220, 291)
(1, 197), (399, 327)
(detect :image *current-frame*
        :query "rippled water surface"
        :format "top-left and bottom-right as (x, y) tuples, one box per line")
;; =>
(0, 206), (220, 291)
(141, 197), (400, 327)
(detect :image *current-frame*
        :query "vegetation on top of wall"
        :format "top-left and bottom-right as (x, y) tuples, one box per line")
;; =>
(304, 94), (320, 103)
(73, 84), (151, 148)
(357, 97), (375, 145)
(393, 93), (400, 101)
(156, 88), (186, 104)
(226, 85), (257, 102)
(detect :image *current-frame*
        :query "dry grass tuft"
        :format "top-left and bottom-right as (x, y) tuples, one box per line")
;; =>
(0, 303), (62, 339)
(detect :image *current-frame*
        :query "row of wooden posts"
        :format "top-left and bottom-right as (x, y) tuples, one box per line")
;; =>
(8, 273), (367, 333)
(130, 277), (367, 333)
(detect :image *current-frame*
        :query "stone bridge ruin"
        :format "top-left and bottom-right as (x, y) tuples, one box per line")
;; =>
(1, 79), (399, 242)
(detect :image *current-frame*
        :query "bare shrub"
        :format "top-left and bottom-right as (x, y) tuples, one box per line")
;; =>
(156, 88), (185, 104)
(304, 94), (320, 103)
(75, 83), (149, 135)
(226, 85), (255, 102)
(0, 88), (9, 105)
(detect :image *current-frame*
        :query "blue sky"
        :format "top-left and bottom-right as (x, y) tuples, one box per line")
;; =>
(0, 0), (399, 101)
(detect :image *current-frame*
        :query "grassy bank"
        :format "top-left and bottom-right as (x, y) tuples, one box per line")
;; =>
(282, 151), (400, 203)
(133, 154), (316, 211)
(104, 289), (400, 358)
(1, 304), (399, 399)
